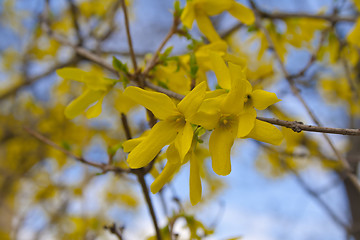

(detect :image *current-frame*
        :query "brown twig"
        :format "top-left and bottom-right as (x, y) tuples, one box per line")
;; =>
(257, 117), (360, 136)
(120, 0), (138, 71)
(260, 11), (357, 23)
(23, 126), (130, 174)
(0, 56), (78, 101)
(142, 16), (180, 76)
(136, 170), (162, 240)
(104, 223), (125, 240)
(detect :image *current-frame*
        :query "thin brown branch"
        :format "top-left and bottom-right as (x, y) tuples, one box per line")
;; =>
(23, 126), (130, 174)
(0, 56), (78, 101)
(121, 113), (132, 140)
(220, 23), (244, 39)
(136, 171), (162, 240)
(257, 117), (360, 136)
(142, 16), (180, 76)
(260, 11), (357, 23)
(120, 0), (138, 71)
(104, 223), (125, 240)
(67, 0), (82, 44)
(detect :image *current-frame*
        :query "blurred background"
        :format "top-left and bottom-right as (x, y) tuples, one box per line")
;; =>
(0, 0), (359, 239)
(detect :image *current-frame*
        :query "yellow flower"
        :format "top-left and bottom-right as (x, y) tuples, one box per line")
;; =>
(123, 82), (207, 168)
(181, 0), (255, 42)
(150, 137), (205, 205)
(192, 63), (281, 175)
(56, 68), (116, 119)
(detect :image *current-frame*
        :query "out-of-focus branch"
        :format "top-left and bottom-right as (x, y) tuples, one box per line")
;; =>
(260, 11), (357, 22)
(0, 56), (78, 101)
(120, 0), (138, 71)
(250, 0), (360, 197)
(104, 223), (125, 240)
(24, 126), (130, 174)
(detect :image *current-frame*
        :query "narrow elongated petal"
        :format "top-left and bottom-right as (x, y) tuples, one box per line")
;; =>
(228, 62), (246, 87)
(245, 120), (283, 145)
(150, 162), (180, 193)
(200, 0), (233, 15)
(124, 86), (179, 120)
(190, 111), (220, 130)
(178, 81), (207, 119)
(221, 86), (246, 115)
(123, 137), (146, 152)
(209, 124), (237, 176)
(190, 152), (202, 205)
(228, 2), (255, 25)
(175, 122), (194, 163)
(86, 93), (106, 118)
(56, 68), (87, 82)
(209, 51), (231, 89)
(195, 10), (221, 42)
(237, 108), (256, 137)
(166, 143), (181, 164)
(251, 90), (281, 110)
(347, 18), (360, 47)
(127, 120), (177, 168)
(181, 2), (195, 28)
(65, 89), (104, 119)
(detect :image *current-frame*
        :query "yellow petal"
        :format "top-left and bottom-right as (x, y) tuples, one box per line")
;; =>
(124, 86), (179, 120)
(115, 90), (138, 114)
(126, 120), (177, 168)
(190, 111), (220, 130)
(237, 108), (256, 137)
(64, 89), (104, 119)
(347, 17), (360, 47)
(150, 161), (180, 193)
(209, 124), (237, 176)
(56, 68), (87, 83)
(199, 0), (233, 15)
(221, 87), (246, 115)
(189, 152), (202, 205)
(174, 121), (194, 163)
(166, 143), (181, 164)
(86, 93), (106, 118)
(228, 62), (247, 88)
(209, 51), (231, 89)
(195, 9), (221, 42)
(123, 137), (146, 152)
(181, 1), (196, 28)
(251, 90), (281, 110)
(245, 120), (283, 145)
(228, 2), (255, 25)
(177, 81), (206, 119)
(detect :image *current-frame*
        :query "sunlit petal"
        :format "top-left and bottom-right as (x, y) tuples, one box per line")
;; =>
(178, 81), (207, 118)
(190, 152), (202, 205)
(124, 86), (179, 120)
(237, 108), (256, 137)
(209, 51), (231, 89)
(181, 2), (195, 29)
(195, 9), (221, 42)
(245, 120), (283, 145)
(175, 122), (194, 163)
(64, 89), (104, 119)
(86, 93), (106, 118)
(209, 124), (237, 176)
(228, 2), (255, 25)
(150, 161), (180, 193)
(127, 120), (177, 168)
(190, 111), (220, 130)
(251, 90), (281, 110)
(56, 68), (87, 83)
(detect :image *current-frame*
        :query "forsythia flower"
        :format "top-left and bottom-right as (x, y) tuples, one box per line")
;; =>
(181, 0), (255, 42)
(192, 63), (282, 175)
(123, 82), (207, 168)
(57, 68), (116, 119)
